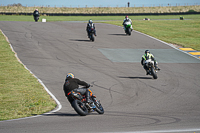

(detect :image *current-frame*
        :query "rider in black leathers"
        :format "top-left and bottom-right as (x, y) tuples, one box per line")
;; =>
(33, 9), (39, 22)
(63, 73), (94, 108)
(86, 19), (97, 37)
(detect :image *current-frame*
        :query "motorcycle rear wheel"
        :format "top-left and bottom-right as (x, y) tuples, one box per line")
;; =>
(72, 100), (88, 116)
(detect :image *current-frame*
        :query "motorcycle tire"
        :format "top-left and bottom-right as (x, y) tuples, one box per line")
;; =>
(151, 67), (158, 79)
(34, 17), (39, 22)
(128, 28), (131, 35)
(72, 100), (88, 116)
(90, 34), (95, 42)
(94, 101), (104, 114)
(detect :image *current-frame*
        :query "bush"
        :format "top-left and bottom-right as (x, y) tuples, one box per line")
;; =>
(188, 9), (197, 13)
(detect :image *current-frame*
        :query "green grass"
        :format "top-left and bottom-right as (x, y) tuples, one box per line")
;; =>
(102, 16), (200, 51)
(0, 14), (200, 21)
(0, 31), (56, 121)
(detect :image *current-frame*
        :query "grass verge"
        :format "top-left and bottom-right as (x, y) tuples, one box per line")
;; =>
(0, 14), (200, 22)
(102, 15), (200, 51)
(0, 30), (56, 121)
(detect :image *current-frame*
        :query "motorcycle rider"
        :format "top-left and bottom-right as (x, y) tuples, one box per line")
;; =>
(141, 50), (160, 75)
(122, 16), (133, 30)
(33, 9), (39, 22)
(86, 19), (97, 37)
(63, 73), (95, 108)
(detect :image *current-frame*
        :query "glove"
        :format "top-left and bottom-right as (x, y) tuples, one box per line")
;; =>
(86, 84), (90, 88)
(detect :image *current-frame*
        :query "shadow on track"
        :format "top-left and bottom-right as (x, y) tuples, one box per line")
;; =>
(43, 112), (100, 117)
(108, 34), (127, 36)
(118, 76), (152, 79)
(70, 39), (91, 42)
(43, 112), (79, 117)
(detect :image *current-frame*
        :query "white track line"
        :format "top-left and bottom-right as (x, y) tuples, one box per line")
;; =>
(0, 29), (62, 122)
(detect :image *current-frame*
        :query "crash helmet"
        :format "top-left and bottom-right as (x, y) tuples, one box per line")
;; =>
(89, 19), (93, 24)
(67, 73), (74, 78)
(125, 16), (129, 19)
(145, 50), (150, 55)
(35, 9), (38, 11)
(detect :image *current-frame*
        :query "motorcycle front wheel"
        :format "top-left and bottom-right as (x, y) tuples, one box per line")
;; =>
(94, 101), (104, 114)
(72, 100), (88, 116)
(90, 34), (95, 42)
(127, 28), (131, 35)
(151, 67), (158, 79)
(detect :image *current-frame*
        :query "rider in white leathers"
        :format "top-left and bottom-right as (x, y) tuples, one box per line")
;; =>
(122, 16), (133, 30)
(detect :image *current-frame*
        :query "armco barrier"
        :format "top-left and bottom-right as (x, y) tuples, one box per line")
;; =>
(0, 12), (200, 16)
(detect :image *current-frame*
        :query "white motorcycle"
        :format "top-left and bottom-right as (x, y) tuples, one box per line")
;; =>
(123, 21), (132, 35)
(145, 59), (158, 79)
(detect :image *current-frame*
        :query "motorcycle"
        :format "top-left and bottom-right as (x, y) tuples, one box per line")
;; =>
(124, 21), (132, 35)
(34, 16), (39, 22)
(145, 59), (158, 79)
(88, 27), (95, 41)
(67, 87), (104, 116)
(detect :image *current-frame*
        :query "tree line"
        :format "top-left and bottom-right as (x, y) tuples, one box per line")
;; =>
(7, 3), (23, 7)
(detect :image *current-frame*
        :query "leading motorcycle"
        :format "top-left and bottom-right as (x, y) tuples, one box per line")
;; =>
(145, 59), (158, 79)
(67, 87), (104, 116)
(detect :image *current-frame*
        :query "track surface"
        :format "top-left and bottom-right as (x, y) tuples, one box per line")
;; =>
(0, 21), (200, 133)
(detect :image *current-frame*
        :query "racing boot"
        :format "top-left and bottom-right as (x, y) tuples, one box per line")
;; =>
(146, 70), (150, 75)
(85, 90), (96, 109)
(155, 65), (160, 70)
(131, 25), (133, 31)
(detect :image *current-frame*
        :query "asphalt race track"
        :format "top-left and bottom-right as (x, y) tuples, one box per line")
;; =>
(0, 21), (200, 133)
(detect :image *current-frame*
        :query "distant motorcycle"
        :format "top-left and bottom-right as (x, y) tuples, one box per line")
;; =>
(33, 11), (39, 22)
(124, 21), (132, 35)
(67, 87), (104, 116)
(88, 27), (95, 41)
(145, 59), (158, 79)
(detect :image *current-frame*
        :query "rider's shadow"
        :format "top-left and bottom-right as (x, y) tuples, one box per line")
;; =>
(108, 34), (127, 36)
(70, 39), (91, 42)
(118, 76), (152, 79)
(42, 112), (79, 117)
(42, 112), (100, 117)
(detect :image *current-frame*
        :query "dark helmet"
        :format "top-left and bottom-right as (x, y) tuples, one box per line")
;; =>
(145, 50), (150, 55)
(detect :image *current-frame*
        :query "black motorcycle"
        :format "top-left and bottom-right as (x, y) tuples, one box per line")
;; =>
(67, 87), (104, 116)
(33, 11), (39, 22)
(145, 59), (158, 79)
